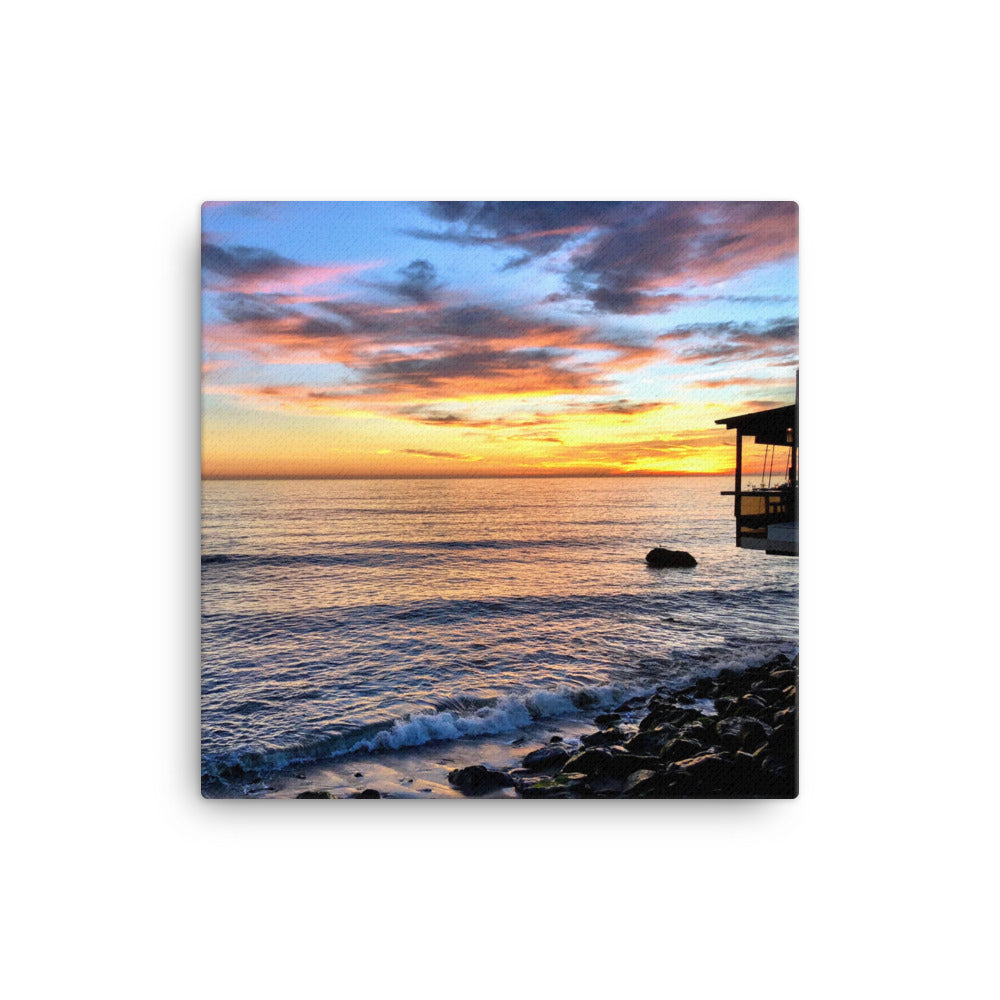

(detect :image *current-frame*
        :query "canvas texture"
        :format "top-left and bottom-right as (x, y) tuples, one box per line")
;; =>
(201, 201), (799, 799)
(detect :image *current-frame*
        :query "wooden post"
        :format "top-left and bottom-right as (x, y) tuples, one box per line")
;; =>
(790, 368), (798, 488)
(734, 432), (742, 544)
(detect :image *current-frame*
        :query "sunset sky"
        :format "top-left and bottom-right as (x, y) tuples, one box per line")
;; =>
(202, 201), (798, 478)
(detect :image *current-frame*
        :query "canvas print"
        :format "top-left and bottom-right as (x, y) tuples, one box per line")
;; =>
(201, 201), (798, 799)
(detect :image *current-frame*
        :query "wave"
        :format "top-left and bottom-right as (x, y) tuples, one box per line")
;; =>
(200, 639), (797, 784)
(203, 552), (398, 568)
(202, 585), (797, 639)
(348, 683), (625, 754)
(201, 679), (637, 782)
(201, 537), (595, 569)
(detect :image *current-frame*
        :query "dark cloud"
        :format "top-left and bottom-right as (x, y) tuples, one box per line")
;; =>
(396, 406), (558, 429)
(658, 318), (798, 366)
(571, 399), (671, 416)
(423, 202), (471, 223)
(373, 259), (443, 303)
(690, 376), (794, 390)
(500, 253), (532, 271)
(365, 347), (591, 396)
(400, 448), (477, 461)
(410, 201), (797, 316)
(216, 292), (294, 324)
(585, 285), (649, 314)
(202, 243), (297, 279)
(409, 201), (626, 256)
(569, 203), (797, 314)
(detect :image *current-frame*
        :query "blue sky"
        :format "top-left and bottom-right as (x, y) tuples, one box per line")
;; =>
(202, 201), (798, 477)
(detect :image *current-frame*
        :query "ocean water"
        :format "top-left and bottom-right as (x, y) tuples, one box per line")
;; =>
(201, 476), (798, 786)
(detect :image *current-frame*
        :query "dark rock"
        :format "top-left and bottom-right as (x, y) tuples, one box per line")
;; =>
(645, 547), (697, 568)
(520, 777), (575, 799)
(769, 722), (797, 754)
(637, 710), (669, 732)
(622, 769), (658, 793)
(594, 713), (621, 727)
(693, 676), (716, 698)
(641, 706), (706, 731)
(522, 745), (570, 773)
(750, 678), (784, 705)
(671, 707), (709, 726)
(679, 719), (714, 742)
(772, 706), (796, 728)
(671, 753), (740, 795)
(758, 752), (797, 797)
(603, 753), (662, 778)
(447, 765), (516, 796)
(622, 769), (681, 798)
(715, 716), (773, 752)
(660, 737), (706, 763)
(562, 749), (660, 780)
(296, 790), (333, 799)
(733, 694), (770, 718)
(714, 695), (740, 717)
(614, 695), (649, 713)
(579, 775), (627, 798)
(645, 693), (674, 712)
(352, 788), (381, 799)
(353, 772), (364, 778)
(562, 748), (615, 777)
(549, 735), (563, 743)
(625, 728), (679, 756)
(581, 727), (628, 748)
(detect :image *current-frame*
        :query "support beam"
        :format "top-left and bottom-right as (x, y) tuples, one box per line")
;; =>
(734, 432), (742, 544)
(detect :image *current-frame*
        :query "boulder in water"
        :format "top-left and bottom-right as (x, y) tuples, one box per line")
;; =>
(522, 745), (571, 772)
(645, 548), (697, 568)
(447, 765), (516, 796)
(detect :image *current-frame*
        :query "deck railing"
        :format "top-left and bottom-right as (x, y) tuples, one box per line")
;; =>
(720, 487), (797, 543)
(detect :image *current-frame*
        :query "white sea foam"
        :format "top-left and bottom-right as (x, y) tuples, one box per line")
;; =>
(348, 683), (626, 754)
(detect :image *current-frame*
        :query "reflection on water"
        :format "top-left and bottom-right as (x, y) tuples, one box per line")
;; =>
(202, 477), (797, 768)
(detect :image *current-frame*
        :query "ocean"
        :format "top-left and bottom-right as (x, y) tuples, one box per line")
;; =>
(201, 476), (798, 796)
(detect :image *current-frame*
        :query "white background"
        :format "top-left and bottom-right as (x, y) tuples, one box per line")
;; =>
(5, 3), (996, 997)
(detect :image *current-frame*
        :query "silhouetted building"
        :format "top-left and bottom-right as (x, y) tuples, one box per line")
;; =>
(716, 400), (798, 556)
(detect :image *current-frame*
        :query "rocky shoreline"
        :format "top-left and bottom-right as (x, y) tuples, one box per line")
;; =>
(446, 652), (798, 799)
(290, 652), (798, 799)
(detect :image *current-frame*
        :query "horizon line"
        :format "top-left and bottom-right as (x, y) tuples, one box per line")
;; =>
(201, 471), (736, 481)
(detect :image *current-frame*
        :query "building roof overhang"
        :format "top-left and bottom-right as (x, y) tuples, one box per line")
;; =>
(715, 403), (797, 446)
